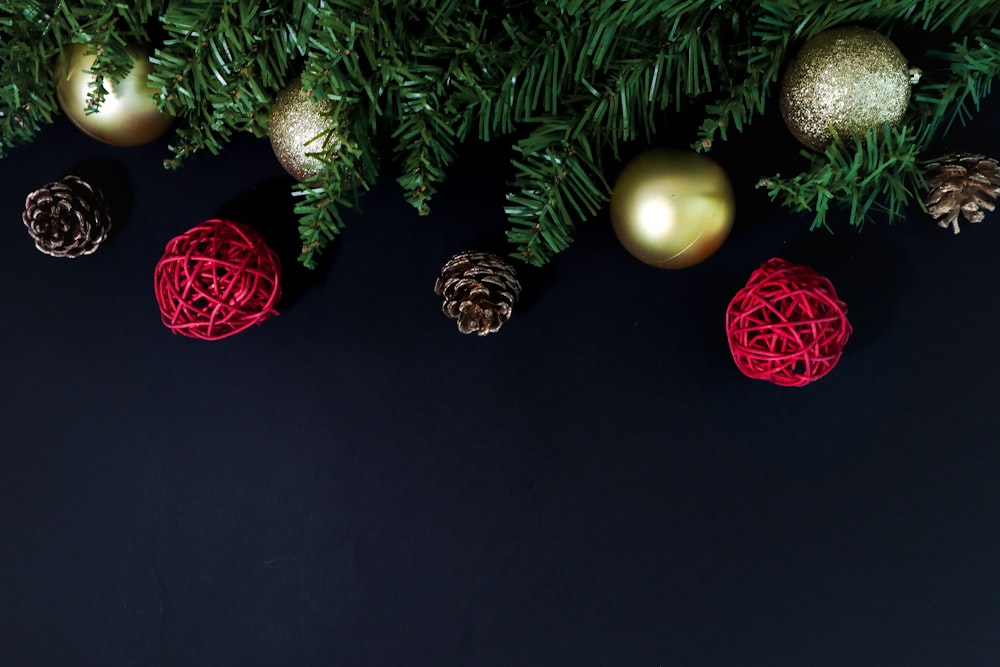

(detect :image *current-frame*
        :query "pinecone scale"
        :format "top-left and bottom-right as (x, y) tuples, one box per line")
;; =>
(23, 175), (111, 257)
(923, 153), (1000, 234)
(434, 251), (521, 336)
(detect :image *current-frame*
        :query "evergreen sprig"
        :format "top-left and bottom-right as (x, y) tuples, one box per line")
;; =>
(0, 0), (999, 267)
(153, 0), (300, 164)
(505, 118), (608, 265)
(50, 1), (160, 112)
(911, 27), (1000, 141)
(758, 124), (926, 232)
(293, 105), (379, 269)
(0, 3), (61, 155)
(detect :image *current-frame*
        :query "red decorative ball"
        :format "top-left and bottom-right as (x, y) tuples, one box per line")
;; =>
(154, 219), (281, 340)
(726, 258), (852, 387)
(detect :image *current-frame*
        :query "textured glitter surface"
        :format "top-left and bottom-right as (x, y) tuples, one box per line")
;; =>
(779, 27), (911, 151)
(268, 76), (338, 182)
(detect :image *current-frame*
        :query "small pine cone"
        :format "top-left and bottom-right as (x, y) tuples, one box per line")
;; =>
(924, 153), (1000, 234)
(22, 175), (111, 257)
(434, 251), (521, 336)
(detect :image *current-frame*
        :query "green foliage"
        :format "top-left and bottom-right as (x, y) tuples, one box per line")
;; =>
(292, 98), (379, 268)
(758, 124), (926, 232)
(51, 1), (162, 111)
(505, 119), (608, 265)
(0, 3), (60, 156)
(911, 28), (1000, 140)
(1, 0), (999, 267)
(153, 0), (302, 163)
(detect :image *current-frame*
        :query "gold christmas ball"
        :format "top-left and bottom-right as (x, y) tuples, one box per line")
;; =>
(610, 148), (735, 269)
(55, 43), (174, 147)
(269, 77), (341, 182)
(779, 27), (911, 151)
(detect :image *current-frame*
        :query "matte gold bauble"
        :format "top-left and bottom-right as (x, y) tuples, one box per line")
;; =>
(269, 77), (341, 182)
(55, 43), (174, 147)
(779, 27), (911, 151)
(610, 148), (735, 269)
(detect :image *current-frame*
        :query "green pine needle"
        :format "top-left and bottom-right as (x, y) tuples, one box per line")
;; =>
(757, 124), (926, 231)
(1, 0), (999, 267)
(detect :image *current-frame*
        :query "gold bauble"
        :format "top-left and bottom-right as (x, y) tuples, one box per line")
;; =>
(55, 43), (174, 147)
(779, 27), (911, 151)
(610, 148), (735, 269)
(269, 77), (342, 182)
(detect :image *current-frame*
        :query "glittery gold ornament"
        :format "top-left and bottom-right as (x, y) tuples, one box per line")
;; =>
(610, 148), (735, 269)
(779, 27), (912, 151)
(269, 77), (342, 182)
(55, 43), (174, 147)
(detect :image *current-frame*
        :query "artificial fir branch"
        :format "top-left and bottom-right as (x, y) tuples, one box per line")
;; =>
(285, 88), (379, 270)
(393, 84), (458, 216)
(2, 0), (1000, 267)
(0, 6), (60, 156)
(758, 124), (926, 232)
(910, 28), (1000, 141)
(153, 0), (300, 163)
(50, 1), (158, 113)
(294, 120), (379, 269)
(695, 69), (772, 151)
(505, 119), (608, 266)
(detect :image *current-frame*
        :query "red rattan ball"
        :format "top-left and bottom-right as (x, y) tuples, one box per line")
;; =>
(726, 258), (852, 387)
(154, 219), (281, 340)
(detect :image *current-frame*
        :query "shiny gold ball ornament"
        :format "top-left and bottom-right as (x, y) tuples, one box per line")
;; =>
(610, 148), (735, 269)
(55, 43), (174, 147)
(269, 77), (342, 182)
(779, 27), (912, 151)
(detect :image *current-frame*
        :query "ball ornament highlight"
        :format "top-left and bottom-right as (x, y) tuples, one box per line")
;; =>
(610, 148), (735, 269)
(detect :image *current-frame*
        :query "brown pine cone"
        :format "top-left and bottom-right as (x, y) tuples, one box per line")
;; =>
(924, 154), (1000, 234)
(434, 251), (521, 336)
(22, 175), (111, 257)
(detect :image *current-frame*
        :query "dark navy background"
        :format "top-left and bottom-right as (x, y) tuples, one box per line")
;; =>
(1, 88), (998, 667)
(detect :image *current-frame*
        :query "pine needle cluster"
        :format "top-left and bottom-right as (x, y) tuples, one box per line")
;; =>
(1, 1), (998, 268)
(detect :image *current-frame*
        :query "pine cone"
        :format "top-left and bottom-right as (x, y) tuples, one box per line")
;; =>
(924, 154), (1000, 234)
(434, 251), (521, 336)
(22, 175), (111, 257)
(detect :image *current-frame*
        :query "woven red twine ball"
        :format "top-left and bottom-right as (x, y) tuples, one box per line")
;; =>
(725, 258), (852, 387)
(154, 219), (281, 340)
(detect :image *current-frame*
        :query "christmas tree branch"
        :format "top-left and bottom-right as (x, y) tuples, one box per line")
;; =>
(694, 66), (772, 151)
(506, 119), (608, 266)
(154, 0), (302, 166)
(910, 28), (1000, 140)
(694, 7), (790, 151)
(50, 1), (160, 112)
(2, 0), (1000, 269)
(392, 81), (457, 216)
(0, 4), (61, 155)
(294, 104), (379, 269)
(758, 124), (925, 231)
(755, 0), (998, 37)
